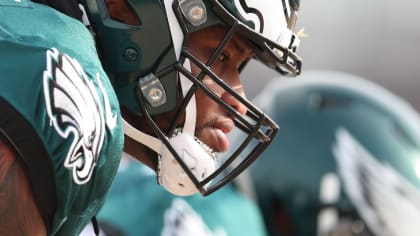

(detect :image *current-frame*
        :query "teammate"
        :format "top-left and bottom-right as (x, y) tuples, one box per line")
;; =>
(81, 154), (267, 236)
(248, 70), (420, 236)
(0, 0), (302, 235)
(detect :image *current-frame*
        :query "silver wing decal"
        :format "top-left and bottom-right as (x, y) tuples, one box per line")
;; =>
(43, 48), (105, 185)
(333, 128), (420, 236)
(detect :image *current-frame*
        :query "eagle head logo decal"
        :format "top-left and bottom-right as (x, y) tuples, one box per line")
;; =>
(43, 48), (113, 185)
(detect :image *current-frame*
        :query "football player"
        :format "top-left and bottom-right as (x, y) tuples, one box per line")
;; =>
(249, 70), (420, 236)
(0, 0), (302, 235)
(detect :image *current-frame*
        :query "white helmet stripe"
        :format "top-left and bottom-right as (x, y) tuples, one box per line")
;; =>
(234, 0), (263, 33)
(234, 0), (290, 45)
(164, 0), (184, 59)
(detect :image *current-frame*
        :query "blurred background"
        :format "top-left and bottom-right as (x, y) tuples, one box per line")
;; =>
(239, 2), (420, 235)
(242, 0), (420, 111)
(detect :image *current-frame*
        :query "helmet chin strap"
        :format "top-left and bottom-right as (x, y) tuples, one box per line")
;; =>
(123, 60), (216, 196)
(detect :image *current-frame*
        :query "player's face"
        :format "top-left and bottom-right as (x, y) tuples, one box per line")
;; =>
(186, 25), (254, 153)
(126, 25), (253, 152)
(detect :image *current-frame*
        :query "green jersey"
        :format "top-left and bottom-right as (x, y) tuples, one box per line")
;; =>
(91, 157), (267, 236)
(0, 1), (124, 235)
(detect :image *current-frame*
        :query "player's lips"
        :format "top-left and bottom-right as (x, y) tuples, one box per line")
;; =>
(197, 118), (234, 153)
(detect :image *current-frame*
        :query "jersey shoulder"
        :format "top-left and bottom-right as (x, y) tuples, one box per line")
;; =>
(1, 2), (124, 234)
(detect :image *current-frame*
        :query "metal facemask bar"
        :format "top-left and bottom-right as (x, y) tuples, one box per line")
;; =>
(136, 49), (278, 196)
(175, 50), (279, 195)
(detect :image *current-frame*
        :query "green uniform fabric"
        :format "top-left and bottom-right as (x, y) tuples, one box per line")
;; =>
(96, 157), (267, 236)
(0, 1), (124, 235)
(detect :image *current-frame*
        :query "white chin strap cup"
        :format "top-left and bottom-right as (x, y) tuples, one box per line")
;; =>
(159, 133), (216, 196)
(122, 60), (216, 196)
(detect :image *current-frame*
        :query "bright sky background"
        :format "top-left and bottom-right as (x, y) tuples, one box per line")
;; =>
(243, 0), (420, 111)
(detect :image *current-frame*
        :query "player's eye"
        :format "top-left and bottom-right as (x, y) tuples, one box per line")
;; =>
(217, 51), (230, 63)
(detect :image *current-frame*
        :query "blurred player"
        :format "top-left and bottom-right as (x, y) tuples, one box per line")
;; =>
(249, 70), (420, 236)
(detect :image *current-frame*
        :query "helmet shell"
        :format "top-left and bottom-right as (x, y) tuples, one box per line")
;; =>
(250, 70), (420, 235)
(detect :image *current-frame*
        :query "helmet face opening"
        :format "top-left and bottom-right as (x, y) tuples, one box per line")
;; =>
(177, 51), (279, 195)
(81, 0), (300, 195)
(136, 27), (279, 194)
